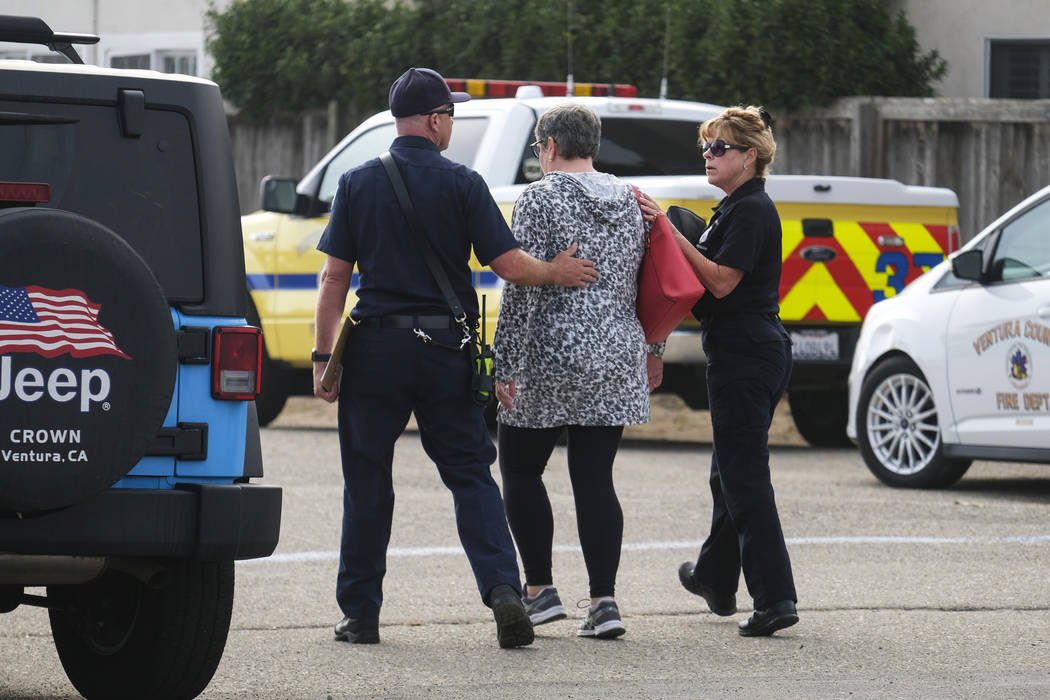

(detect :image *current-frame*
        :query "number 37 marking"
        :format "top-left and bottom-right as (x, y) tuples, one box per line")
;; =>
(873, 252), (944, 302)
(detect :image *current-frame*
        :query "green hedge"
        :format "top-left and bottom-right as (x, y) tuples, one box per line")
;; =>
(207, 0), (946, 117)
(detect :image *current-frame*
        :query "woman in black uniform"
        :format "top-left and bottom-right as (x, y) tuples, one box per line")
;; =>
(638, 105), (798, 637)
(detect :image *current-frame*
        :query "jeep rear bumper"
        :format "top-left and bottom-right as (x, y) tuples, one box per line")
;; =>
(0, 484), (281, 561)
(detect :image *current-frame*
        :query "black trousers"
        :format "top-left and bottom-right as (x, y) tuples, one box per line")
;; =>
(498, 423), (625, 599)
(692, 314), (797, 610)
(335, 325), (520, 620)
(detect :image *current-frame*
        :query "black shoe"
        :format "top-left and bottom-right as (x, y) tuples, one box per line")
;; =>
(738, 600), (798, 637)
(334, 616), (379, 644)
(488, 584), (534, 649)
(677, 562), (736, 616)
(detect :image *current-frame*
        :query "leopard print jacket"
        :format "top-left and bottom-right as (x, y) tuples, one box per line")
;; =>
(494, 171), (656, 428)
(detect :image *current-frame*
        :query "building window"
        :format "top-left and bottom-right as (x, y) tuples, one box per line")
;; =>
(989, 40), (1050, 98)
(0, 49), (70, 63)
(108, 52), (197, 76)
(160, 52), (197, 77)
(111, 54), (150, 70)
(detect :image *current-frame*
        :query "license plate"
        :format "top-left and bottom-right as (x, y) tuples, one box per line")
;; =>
(790, 330), (839, 360)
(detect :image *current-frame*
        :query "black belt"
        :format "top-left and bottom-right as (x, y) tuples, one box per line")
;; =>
(360, 314), (457, 329)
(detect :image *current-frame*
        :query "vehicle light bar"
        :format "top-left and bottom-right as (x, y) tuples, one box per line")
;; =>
(0, 182), (50, 203)
(212, 326), (262, 400)
(446, 79), (637, 98)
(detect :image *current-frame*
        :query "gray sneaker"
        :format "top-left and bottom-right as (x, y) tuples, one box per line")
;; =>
(576, 600), (625, 639)
(523, 586), (568, 625)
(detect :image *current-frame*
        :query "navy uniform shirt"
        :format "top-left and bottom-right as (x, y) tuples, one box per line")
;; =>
(317, 135), (519, 320)
(691, 177), (782, 318)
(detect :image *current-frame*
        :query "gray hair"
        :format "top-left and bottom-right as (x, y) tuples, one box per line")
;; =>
(534, 103), (601, 160)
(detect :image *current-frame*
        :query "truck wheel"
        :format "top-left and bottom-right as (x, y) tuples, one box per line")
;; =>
(787, 389), (852, 447)
(856, 356), (971, 488)
(48, 560), (234, 700)
(255, 348), (290, 426)
(0, 584), (22, 613)
(245, 291), (288, 426)
(0, 209), (176, 512)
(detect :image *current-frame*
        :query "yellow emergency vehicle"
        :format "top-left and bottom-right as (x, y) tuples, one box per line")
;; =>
(241, 79), (959, 445)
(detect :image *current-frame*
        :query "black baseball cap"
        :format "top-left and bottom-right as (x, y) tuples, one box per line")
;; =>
(389, 67), (471, 118)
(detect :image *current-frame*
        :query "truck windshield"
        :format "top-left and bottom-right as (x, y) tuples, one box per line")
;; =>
(516, 117), (706, 183)
(318, 118), (490, 207)
(598, 118), (706, 176)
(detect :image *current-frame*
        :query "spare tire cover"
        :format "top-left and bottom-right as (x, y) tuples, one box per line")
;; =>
(0, 208), (176, 512)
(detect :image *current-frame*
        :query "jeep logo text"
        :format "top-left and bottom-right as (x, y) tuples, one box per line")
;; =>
(0, 355), (111, 412)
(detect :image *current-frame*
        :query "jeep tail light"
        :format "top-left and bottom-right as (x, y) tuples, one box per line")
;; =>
(947, 225), (961, 253)
(212, 326), (262, 400)
(0, 182), (50, 204)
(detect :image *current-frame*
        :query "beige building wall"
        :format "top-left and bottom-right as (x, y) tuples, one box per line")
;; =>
(891, 0), (1050, 97)
(0, 0), (232, 76)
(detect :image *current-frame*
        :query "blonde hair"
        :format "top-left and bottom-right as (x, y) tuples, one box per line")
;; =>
(698, 105), (776, 179)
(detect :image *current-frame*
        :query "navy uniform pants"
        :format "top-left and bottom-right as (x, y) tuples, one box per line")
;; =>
(693, 314), (797, 610)
(335, 325), (520, 620)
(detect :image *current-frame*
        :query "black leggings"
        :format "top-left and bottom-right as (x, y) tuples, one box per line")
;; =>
(498, 423), (624, 599)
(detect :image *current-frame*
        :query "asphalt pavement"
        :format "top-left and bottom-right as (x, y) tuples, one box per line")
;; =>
(3, 398), (1050, 698)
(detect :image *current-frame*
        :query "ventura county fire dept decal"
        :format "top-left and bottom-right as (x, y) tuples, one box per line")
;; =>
(971, 319), (1050, 412)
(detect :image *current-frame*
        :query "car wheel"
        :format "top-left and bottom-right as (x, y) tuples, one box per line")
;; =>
(48, 560), (234, 700)
(788, 389), (853, 447)
(856, 356), (971, 488)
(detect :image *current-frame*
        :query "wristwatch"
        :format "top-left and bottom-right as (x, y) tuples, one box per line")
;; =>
(311, 349), (331, 362)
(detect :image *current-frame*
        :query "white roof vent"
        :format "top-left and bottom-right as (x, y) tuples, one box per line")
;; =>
(515, 85), (544, 99)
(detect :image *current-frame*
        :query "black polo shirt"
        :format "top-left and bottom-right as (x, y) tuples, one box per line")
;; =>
(691, 177), (782, 318)
(318, 135), (518, 320)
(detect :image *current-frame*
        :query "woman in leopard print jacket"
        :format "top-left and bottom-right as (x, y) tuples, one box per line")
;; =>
(493, 102), (663, 639)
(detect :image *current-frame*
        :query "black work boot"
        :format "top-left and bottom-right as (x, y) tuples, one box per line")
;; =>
(334, 616), (379, 644)
(488, 584), (534, 648)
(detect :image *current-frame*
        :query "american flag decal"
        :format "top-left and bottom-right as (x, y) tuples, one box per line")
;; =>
(0, 285), (131, 359)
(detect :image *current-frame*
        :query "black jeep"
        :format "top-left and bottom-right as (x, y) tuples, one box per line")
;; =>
(0, 16), (281, 699)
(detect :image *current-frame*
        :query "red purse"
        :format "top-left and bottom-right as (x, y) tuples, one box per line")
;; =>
(632, 187), (705, 343)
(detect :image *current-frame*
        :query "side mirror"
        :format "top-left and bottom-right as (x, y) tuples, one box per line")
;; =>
(666, 205), (707, 246)
(521, 157), (543, 182)
(951, 249), (984, 282)
(260, 176), (298, 214)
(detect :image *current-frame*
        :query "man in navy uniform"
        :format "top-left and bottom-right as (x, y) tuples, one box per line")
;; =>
(313, 67), (598, 648)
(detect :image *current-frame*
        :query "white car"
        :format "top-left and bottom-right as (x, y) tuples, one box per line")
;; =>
(847, 184), (1050, 488)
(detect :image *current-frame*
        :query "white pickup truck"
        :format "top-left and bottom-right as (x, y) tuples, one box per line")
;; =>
(241, 82), (960, 445)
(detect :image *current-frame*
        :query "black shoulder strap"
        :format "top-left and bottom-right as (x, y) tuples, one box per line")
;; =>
(379, 151), (466, 323)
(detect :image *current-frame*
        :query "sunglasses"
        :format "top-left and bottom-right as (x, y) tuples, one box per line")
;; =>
(423, 104), (454, 117)
(701, 139), (750, 157)
(530, 138), (546, 158)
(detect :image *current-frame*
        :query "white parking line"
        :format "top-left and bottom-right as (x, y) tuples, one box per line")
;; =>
(245, 534), (1050, 565)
